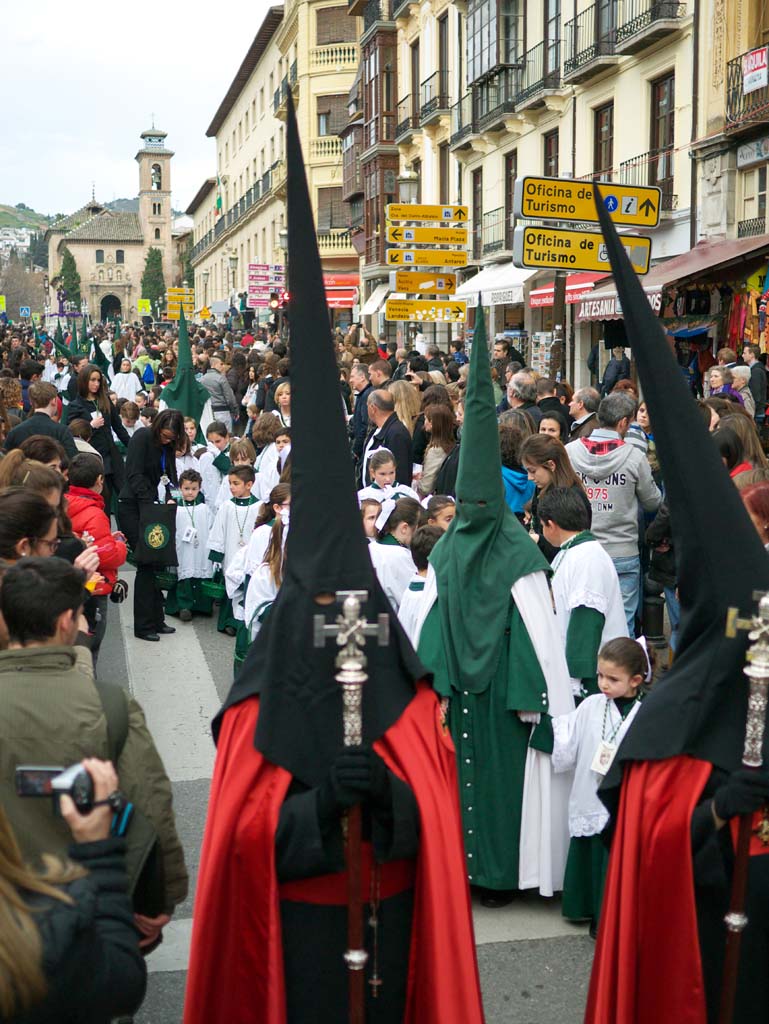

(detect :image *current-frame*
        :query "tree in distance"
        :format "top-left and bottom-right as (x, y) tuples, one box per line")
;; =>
(141, 247), (166, 311)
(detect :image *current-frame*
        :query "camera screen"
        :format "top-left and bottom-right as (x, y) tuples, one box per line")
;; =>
(15, 767), (64, 797)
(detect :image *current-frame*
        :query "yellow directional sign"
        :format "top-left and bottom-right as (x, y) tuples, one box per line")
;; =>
(137, 299), (152, 315)
(386, 248), (468, 268)
(386, 225), (468, 245)
(385, 298), (467, 323)
(513, 225), (652, 275)
(386, 204), (468, 223)
(0, 296), (5, 314)
(514, 176), (662, 228)
(392, 271), (458, 294)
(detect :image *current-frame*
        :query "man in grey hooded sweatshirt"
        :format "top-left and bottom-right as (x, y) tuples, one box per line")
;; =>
(565, 391), (661, 634)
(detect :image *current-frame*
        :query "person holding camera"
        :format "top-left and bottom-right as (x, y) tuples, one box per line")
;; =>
(1, 758), (146, 1023)
(0, 557), (188, 954)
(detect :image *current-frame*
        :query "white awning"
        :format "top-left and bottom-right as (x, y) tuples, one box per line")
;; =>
(456, 262), (537, 307)
(360, 283), (390, 317)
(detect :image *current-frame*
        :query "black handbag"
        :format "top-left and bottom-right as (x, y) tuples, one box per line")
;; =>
(133, 502), (178, 567)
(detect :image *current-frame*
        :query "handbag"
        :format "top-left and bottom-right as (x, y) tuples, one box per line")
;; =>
(133, 502), (178, 567)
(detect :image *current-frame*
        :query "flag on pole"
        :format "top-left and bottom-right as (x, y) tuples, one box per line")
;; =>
(215, 176), (223, 218)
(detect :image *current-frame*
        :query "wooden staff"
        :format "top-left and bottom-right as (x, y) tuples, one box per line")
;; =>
(315, 591), (389, 1024)
(719, 593), (769, 1024)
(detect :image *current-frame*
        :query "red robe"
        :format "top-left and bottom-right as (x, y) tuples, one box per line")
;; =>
(585, 755), (712, 1024)
(184, 681), (485, 1024)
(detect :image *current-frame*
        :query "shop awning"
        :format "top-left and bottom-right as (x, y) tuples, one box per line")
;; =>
(323, 273), (359, 309)
(456, 262), (537, 307)
(360, 283), (390, 317)
(577, 233), (769, 321)
(529, 272), (609, 308)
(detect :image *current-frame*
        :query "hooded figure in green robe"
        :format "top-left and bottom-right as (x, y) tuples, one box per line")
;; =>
(411, 304), (574, 900)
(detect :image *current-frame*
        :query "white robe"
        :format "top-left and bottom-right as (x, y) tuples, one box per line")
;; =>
(411, 569), (574, 896)
(552, 694), (640, 837)
(551, 538), (628, 695)
(112, 371), (144, 402)
(174, 501), (214, 582)
(208, 498), (260, 574)
(254, 443), (280, 502)
(368, 541), (417, 612)
(357, 482), (420, 505)
(244, 562), (279, 640)
(397, 572), (430, 646)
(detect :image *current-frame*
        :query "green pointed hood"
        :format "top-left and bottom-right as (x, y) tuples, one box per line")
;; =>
(52, 321), (70, 359)
(429, 302), (548, 692)
(161, 308), (209, 441)
(80, 315), (88, 350)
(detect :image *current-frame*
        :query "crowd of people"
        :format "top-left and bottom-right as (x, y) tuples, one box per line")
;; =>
(0, 276), (768, 1021)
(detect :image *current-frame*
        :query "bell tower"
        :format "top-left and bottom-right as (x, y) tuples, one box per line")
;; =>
(136, 126), (174, 287)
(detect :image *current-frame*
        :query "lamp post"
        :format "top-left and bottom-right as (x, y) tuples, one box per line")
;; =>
(278, 226), (288, 341)
(228, 250), (238, 306)
(202, 269), (209, 310)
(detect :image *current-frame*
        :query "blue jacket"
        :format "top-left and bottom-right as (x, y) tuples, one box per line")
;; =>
(501, 465), (535, 516)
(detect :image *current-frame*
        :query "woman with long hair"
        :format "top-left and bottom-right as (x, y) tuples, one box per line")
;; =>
(0, 758), (146, 1022)
(417, 404), (457, 497)
(741, 481), (769, 549)
(413, 384), (454, 464)
(67, 364), (130, 506)
(718, 412), (768, 470)
(118, 409), (185, 642)
(520, 433), (591, 562)
(271, 382), (291, 427)
(388, 379), (422, 436)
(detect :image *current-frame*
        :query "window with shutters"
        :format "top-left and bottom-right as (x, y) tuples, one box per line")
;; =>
(316, 6), (358, 44)
(317, 94), (349, 136)
(116, 250), (125, 264)
(96, 249), (104, 264)
(544, 129), (559, 177)
(317, 187), (347, 230)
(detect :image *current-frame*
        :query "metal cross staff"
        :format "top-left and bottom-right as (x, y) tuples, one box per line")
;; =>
(314, 590), (389, 1024)
(720, 590), (769, 1023)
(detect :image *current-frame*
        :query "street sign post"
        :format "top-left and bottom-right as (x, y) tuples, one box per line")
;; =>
(386, 225), (468, 245)
(387, 248), (468, 268)
(19, 306), (31, 318)
(390, 271), (458, 294)
(384, 298), (467, 323)
(137, 299), (152, 315)
(166, 287), (195, 321)
(385, 204), (468, 223)
(514, 176), (662, 228)
(513, 225), (652, 275)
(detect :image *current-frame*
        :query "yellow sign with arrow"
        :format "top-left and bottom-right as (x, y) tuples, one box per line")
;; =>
(385, 204), (468, 223)
(386, 248), (468, 268)
(385, 298), (467, 323)
(386, 225), (468, 245)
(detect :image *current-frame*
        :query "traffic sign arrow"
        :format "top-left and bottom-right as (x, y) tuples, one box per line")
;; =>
(390, 227), (402, 241)
(513, 225), (652, 275)
(385, 203), (469, 223)
(389, 251), (401, 263)
(386, 225), (468, 245)
(514, 176), (661, 228)
(390, 271), (458, 294)
(384, 298), (467, 322)
(640, 197), (657, 217)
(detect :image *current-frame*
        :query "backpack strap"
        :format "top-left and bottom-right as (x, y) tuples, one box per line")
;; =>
(95, 680), (130, 765)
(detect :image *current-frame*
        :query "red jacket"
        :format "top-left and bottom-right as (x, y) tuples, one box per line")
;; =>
(66, 486), (127, 593)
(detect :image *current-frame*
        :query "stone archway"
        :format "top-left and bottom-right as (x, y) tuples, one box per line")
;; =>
(100, 294), (122, 321)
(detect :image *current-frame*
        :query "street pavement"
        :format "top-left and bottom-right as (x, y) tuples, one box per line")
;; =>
(100, 567), (594, 1023)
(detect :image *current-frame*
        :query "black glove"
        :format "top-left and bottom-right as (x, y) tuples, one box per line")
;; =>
(317, 747), (391, 823)
(713, 769), (769, 821)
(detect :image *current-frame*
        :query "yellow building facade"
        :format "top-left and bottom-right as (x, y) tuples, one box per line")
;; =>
(189, 1), (361, 318)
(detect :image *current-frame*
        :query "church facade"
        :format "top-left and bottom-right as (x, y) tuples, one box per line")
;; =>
(45, 128), (180, 321)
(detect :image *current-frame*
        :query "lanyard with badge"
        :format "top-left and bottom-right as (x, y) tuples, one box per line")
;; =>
(591, 698), (638, 776)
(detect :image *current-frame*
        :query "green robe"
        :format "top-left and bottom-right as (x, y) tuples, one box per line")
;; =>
(418, 594), (549, 889)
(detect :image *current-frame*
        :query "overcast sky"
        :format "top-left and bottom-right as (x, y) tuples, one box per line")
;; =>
(1, 0), (273, 216)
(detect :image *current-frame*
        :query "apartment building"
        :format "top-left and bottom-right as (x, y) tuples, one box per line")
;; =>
(189, 1), (361, 321)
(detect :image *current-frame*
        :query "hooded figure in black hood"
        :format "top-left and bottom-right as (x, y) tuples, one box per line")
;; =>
(586, 187), (769, 1024)
(184, 93), (484, 1024)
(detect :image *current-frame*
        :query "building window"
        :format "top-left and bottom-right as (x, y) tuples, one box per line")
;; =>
(439, 143), (450, 205)
(472, 168), (483, 259)
(154, 228), (161, 240)
(544, 129), (559, 177)
(504, 150), (517, 247)
(116, 249), (124, 264)
(95, 249), (104, 264)
(466, 0), (496, 84)
(317, 94), (348, 136)
(501, 0), (523, 65)
(316, 187), (347, 230)
(545, 0), (561, 75)
(594, 102), (614, 179)
(260, 87), (265, 115)
(316, 6), (358, 43)
(742, 166), (767, 226)
(410, 41), (420, 117)
(650, 72), (675, 189)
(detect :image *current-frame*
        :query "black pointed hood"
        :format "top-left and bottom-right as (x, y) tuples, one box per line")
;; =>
(213, 91), (424, 785)
(592, 184), (769, 784)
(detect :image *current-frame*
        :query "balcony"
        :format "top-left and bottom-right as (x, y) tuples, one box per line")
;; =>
(190, 171), (280, 265)
(738, 216), (767, 238)
(349, 0), (367, 18)
(726, 48), (769, 134)
(362, 0), (394, 34)
(420, 71), (450, 126)
(474, 66), (517, 133)
(272, 159), (287, 199)
(615, 0), (686, 55)
(469, 221), (482, 262)
(392, 0), (412, 18)
(342, 131), (364, 201)
(274, 61), (299, 121)
(318, 229), (355, 256)
(310, 136), (343, 161)
(450, 93), (478, 149)
(515, 41), (566, 111)
(395, 95), (421, 143)
(619, 149), (677, 212)
(481, 207), (513, 256)
(564, 3), (619, 82)
(309, 43), (359, 72)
